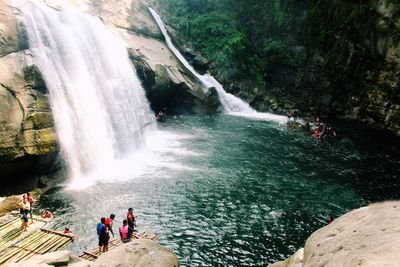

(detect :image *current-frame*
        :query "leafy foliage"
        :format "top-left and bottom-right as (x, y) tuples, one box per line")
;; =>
(157, 0), (391, 112)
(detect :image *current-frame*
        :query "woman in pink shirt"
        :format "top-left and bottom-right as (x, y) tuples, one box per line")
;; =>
(119, 219), (131, 242)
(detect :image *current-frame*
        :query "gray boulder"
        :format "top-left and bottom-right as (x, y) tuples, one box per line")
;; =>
(269, 201), (400, 267)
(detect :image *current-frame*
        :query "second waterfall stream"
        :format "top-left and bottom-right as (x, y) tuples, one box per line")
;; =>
(149, 8), (287, 123)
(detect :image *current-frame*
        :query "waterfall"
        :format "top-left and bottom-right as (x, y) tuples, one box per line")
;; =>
(13, 0), (155, 182)
(149, 8), (287, 123)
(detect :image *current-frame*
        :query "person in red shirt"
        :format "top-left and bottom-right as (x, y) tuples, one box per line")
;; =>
(313, 129), (321, 139)
(26, 192), (34, 224)
(42, 210), (53, 220)
(63, 227), (74, 237)
(104, 214), (115, 237)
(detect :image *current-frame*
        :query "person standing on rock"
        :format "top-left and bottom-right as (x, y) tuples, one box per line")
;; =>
(97, 217), (109, 254)
(105, 214), (115, 237)
(127, 208), (136, 237)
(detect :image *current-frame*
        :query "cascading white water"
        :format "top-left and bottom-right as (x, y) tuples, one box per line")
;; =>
(149, 8), (287, 123)
(13, 0), (155, 182)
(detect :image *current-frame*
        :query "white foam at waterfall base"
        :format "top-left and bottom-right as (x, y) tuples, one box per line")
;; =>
(67, 129), (199, 190)
(13, 0), (197, 189)
(149, 8), (288, 124)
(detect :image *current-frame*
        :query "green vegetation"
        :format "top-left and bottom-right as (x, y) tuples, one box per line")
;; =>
(157, 0), (397, 114)
(158, 0), (307, 88)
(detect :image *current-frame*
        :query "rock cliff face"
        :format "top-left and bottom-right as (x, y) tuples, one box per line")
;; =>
(159, 0), (400, 136)
(0, 0), (58, 187)
(359, 1), (400, 136)
(0, 0), (218, 188)
(80, 0), (219, 114)
(269, 201), (400, 267)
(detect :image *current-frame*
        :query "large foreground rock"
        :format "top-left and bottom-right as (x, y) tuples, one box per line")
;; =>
(269, 201), (400, 267)
(6, 239), (179, 267)
(94, 239), (179, 267)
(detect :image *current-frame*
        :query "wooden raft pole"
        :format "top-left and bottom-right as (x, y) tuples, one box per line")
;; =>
(83, 251), (98, 258)
(39, 228), (75, 239)
(0, 225), (74, 265)
(0, 218), (19, 231)
(0, 216), (48, 254)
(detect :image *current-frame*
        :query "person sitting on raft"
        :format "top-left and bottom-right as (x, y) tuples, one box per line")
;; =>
(42, 210), (53, 221)
(119, 219), (133, 243)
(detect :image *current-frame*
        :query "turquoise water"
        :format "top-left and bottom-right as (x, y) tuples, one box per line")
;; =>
(36, 115), (389, 266)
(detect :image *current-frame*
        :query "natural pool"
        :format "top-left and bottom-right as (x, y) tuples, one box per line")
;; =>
(36, 115), (399, 266)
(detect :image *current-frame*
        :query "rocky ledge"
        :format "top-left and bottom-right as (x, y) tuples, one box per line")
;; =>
(269, 201), (400, 267)
(6, 239), (179, 267)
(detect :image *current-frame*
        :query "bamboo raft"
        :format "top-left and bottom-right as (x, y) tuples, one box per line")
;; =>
(79, 230), (158, 262)
(0, 216), (47, 252)
(0, 227), (74, 265)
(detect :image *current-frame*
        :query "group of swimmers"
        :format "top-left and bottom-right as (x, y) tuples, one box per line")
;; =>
(312, 116), (337, 140)
(96, 208), (137, 254)
(287, 110), (337, 140)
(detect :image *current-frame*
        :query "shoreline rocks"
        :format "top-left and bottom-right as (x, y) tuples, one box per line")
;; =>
(269, 201), (400, 267)
(5, 239), (179, 267)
